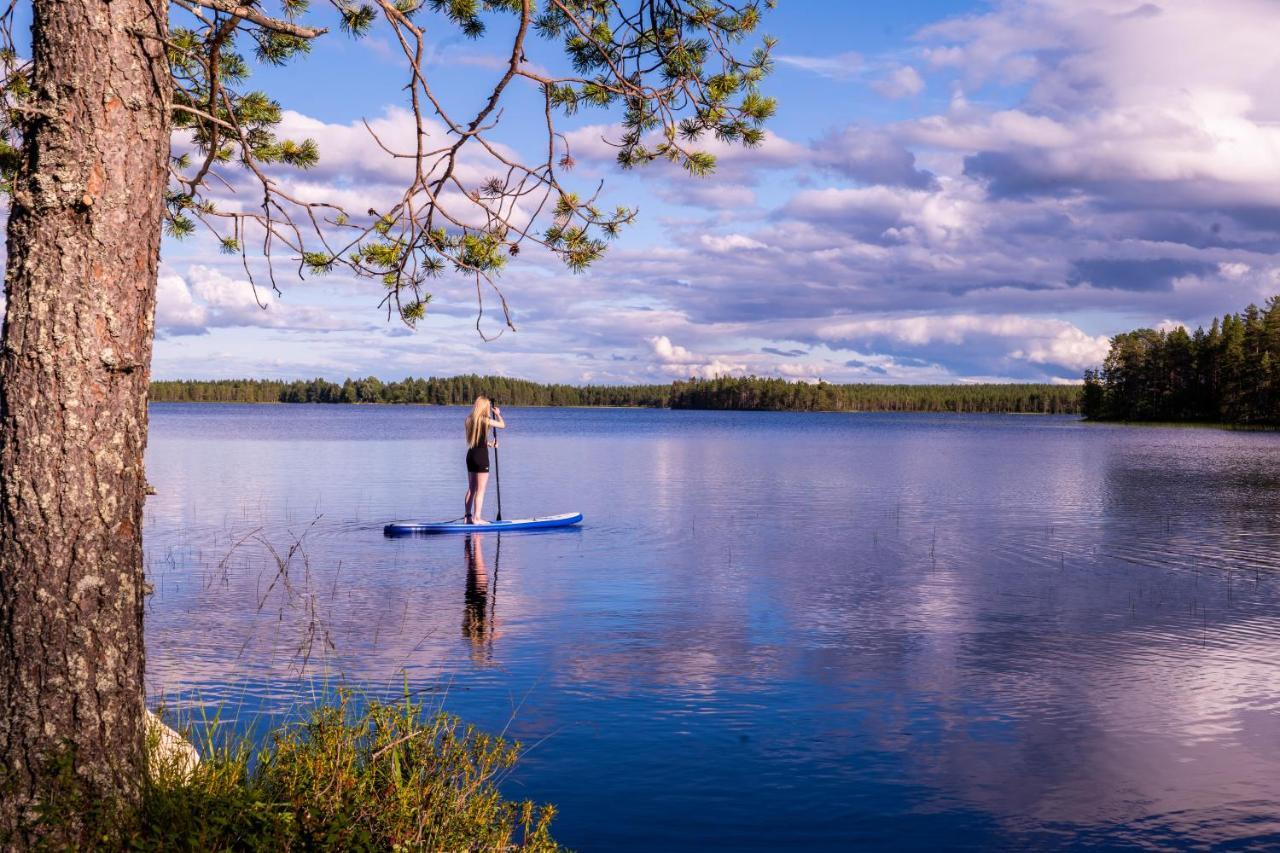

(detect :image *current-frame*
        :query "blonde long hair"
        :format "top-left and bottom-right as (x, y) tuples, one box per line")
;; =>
(465, 396), (491, 448)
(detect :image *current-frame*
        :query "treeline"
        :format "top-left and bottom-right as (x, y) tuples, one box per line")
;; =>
(150, 375), (1082, 414)
(1082, 296), (1280, 424)
(666, 377), (1079, 413)
(150, 375), (671, 406)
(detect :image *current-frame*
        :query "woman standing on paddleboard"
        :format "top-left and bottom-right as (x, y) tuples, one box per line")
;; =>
(463, 396), (505, 524)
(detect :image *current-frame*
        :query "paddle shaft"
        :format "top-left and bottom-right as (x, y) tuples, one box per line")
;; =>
(493, 438), (503, 521)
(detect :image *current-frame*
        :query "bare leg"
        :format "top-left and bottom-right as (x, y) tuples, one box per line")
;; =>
(471, 472), (490, 523)
(464, 471), (479, 522)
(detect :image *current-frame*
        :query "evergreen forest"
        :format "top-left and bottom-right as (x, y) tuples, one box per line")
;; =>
(150, 375), (1082, 414)
(1083, 296), (1280, 424)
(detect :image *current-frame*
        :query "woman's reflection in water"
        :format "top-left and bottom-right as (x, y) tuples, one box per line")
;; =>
(463, 533), (498, 663)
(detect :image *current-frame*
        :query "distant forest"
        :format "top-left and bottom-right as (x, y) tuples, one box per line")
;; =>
(1083, 296), (1280, 425)
(150, 375), (1082, 414)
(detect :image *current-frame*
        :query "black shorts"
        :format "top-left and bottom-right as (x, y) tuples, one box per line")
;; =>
(466, 444), (489, 473)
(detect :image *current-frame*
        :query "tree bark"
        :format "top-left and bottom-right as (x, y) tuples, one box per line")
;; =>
(0, 0), (169, 843)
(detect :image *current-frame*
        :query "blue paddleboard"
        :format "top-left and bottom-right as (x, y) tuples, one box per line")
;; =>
(384, 511), (583, 535)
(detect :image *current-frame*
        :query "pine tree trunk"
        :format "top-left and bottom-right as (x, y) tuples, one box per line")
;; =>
(0, 0), (169, 843)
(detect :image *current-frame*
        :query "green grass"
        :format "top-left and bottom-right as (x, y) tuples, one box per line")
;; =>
(137, 691), (561, 851)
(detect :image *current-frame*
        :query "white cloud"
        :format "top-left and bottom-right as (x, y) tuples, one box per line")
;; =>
(1009, 326), (1112, 369)
(903, 109), (1074, 152)
(155, 265), (375, 336)
(1219, 262), (1251, 280)
(911, 0), (1280, 205)
(872, 65), (925, 99)
(156, 274), (209, 332)
(818, 314), (1111, 370)
(785, 184), (980, 246)
(649, 334), (697, 363)
(647, 335), (746, 379)
(190, 266), (270, 311)
(699, 233), (768, 252)
(276, 107), (521, 188)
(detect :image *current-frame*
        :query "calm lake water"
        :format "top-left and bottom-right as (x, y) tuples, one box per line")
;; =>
(144, 404), (1280, 850)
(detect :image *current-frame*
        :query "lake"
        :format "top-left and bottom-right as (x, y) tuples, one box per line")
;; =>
(144, 404), (1280, 850)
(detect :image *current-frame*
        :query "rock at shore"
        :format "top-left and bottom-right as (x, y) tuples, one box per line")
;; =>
(145, 709), (200, 780)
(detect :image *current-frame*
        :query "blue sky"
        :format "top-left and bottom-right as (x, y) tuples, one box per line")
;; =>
(151, 0), (1280, 384)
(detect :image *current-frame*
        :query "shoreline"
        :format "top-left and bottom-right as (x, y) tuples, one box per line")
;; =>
(1083, 417), (1280, 431)
(148, 400), (1082, 416)
(151, 402), (1280, 426)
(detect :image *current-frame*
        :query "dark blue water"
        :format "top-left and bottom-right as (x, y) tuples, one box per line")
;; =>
(143, 405), (1280, 850)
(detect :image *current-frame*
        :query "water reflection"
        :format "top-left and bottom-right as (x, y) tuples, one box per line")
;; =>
(141, 407), (1280, 850)
(462, 534), (498, 664)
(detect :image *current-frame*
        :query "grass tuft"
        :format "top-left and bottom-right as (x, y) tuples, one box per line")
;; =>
(137, 691), (560, 851)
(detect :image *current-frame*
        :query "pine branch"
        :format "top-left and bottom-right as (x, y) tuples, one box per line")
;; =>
(185, 0), (327, 38)
(159, 0), (775, 333)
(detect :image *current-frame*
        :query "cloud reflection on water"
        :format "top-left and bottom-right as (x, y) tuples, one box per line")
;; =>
(144, 406), (1280, 848)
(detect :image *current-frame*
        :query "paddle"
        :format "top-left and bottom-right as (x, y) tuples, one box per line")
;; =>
(492, 401), (503, 521)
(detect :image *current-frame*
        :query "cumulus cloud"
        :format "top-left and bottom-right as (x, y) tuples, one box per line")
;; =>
(1009, 328), (1113, 370)
(699, 233), (769, 252)
(647, 335), (746, 379)
(276, 107), (523, 189)
(872, 65), (925, 98)
(156, 274), (209, 334)
(783, 184), (978, 246)
(648, 335), (696, 362)
(818, 314), (1111, 371)
(155, 266), (375, 337)
(912, 0), (1280, 210)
